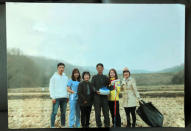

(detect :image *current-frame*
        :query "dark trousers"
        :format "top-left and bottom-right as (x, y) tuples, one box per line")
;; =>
(94, 98), (110, 127)
(108, 101), (121, 127)
(124, 107), (136, 127)
(51, 98), (67, 127)
(80, 105), (92, 128)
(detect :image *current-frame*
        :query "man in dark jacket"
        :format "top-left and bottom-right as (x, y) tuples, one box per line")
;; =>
(91, 63), (110, 128)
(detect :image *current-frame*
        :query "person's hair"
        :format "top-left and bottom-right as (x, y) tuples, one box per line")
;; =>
(96, 63), (104, 68)
(57, 62), (65, 68)
(71, 68), (81, 82)
(108, 68), (118, 80)
(123, 70), (131, 77)
(82, 71), (91, 80)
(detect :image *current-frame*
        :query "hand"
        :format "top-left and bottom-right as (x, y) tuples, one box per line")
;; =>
(84, 101), (87, 104)
(120, 86), (124, 91)
(52, 99), (56, 104)
(97, 91), (101, 95)
(111, 81), (115, 86)
(71, 91), (75, 94)
(121, 81), (126, 85)
(67, 98), (69, 103)
(138, 97), (142, 101)
(108, 85), (114, 91)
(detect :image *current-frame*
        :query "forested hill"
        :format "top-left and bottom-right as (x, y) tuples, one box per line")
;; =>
(7, 50), (98, 88)
(157, 64), (184, 73)
(7, 49), (184, 88)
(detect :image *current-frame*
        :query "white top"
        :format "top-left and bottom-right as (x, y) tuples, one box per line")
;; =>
(121, 77), (140, 107)
(49, 72), (69, 99)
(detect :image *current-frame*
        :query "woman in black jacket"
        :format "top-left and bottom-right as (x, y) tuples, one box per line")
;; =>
(77, 71), (94, 128)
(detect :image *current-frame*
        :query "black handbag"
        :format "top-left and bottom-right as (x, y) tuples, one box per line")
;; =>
(136, 100), (164, 127)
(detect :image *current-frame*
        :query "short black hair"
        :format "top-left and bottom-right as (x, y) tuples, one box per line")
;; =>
(82, 71), (91, 80)
(123, 70), (131, 77)
(57, 63), (65, 68)
(96, 63), (104, 68)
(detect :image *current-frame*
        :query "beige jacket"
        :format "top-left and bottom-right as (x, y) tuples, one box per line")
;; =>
(121, 77), (140, 107)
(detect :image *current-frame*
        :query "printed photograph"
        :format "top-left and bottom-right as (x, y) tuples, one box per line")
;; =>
(6, 2), (185, 128)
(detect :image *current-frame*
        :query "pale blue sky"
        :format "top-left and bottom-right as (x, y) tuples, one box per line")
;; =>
(6, 3), (185, 71)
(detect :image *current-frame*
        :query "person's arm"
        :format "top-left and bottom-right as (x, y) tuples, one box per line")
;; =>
(120, 80), (125, 92)
(105, 76), (110, 87)
(108, 85), (114, 91)
(49, 76), (56, 103)
(67, 80), (75, 94)
(90, 83), (95, 104)
(116, 80), (121, 94)
(67, 87), (75, 93)
(66, 77), (70, 100)
(105, 76), (114, 91)
(131, 79), (141, 100)
(77, 82), (86, 103)
(91, 76), (96, 92)
(91, 76), (100, 94)
(90, 83), (95, 95)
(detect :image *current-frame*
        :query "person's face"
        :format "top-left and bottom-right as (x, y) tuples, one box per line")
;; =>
(96, 66), (104, 74)
(123, 72), (130, 79)
(110, 70), (115, 78)
(74, 72), (79, 79)
(57, 65), (65, 74)
(84, 74), (90, 81)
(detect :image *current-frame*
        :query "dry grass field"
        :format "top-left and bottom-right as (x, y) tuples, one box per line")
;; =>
(8, 85), (185, 128)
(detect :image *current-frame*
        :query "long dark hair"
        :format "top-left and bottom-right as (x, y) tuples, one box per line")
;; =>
(71, 68), (81, 82)
(108, 68), (118, 80)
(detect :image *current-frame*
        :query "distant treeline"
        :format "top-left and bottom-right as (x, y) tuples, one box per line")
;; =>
(132, 71), (184, 86)
(7, 48), (184, 88)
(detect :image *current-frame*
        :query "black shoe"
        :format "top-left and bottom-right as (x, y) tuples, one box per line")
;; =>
(112, 125), (120, 128)
(126, 123), (131, 128)
(85, 125), (89, 128)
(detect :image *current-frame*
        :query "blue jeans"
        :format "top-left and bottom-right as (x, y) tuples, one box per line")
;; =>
(69, 100), (80, 128)
(51, 98), (67, 127)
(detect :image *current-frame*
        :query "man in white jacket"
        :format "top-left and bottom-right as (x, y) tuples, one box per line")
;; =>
(49, 63), (69, 128)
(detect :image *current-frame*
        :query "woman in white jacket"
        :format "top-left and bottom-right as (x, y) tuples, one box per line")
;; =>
(121, 67), (141, 128)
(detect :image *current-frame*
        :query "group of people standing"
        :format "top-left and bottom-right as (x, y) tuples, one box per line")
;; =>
(49, 63), (141, 128)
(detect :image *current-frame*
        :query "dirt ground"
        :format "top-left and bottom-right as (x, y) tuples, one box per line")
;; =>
(8, 86), (185, 128)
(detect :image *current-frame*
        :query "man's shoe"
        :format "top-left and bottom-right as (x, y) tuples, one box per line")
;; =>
(126, 123), (131, 128)
(132, 123), (136, 128)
